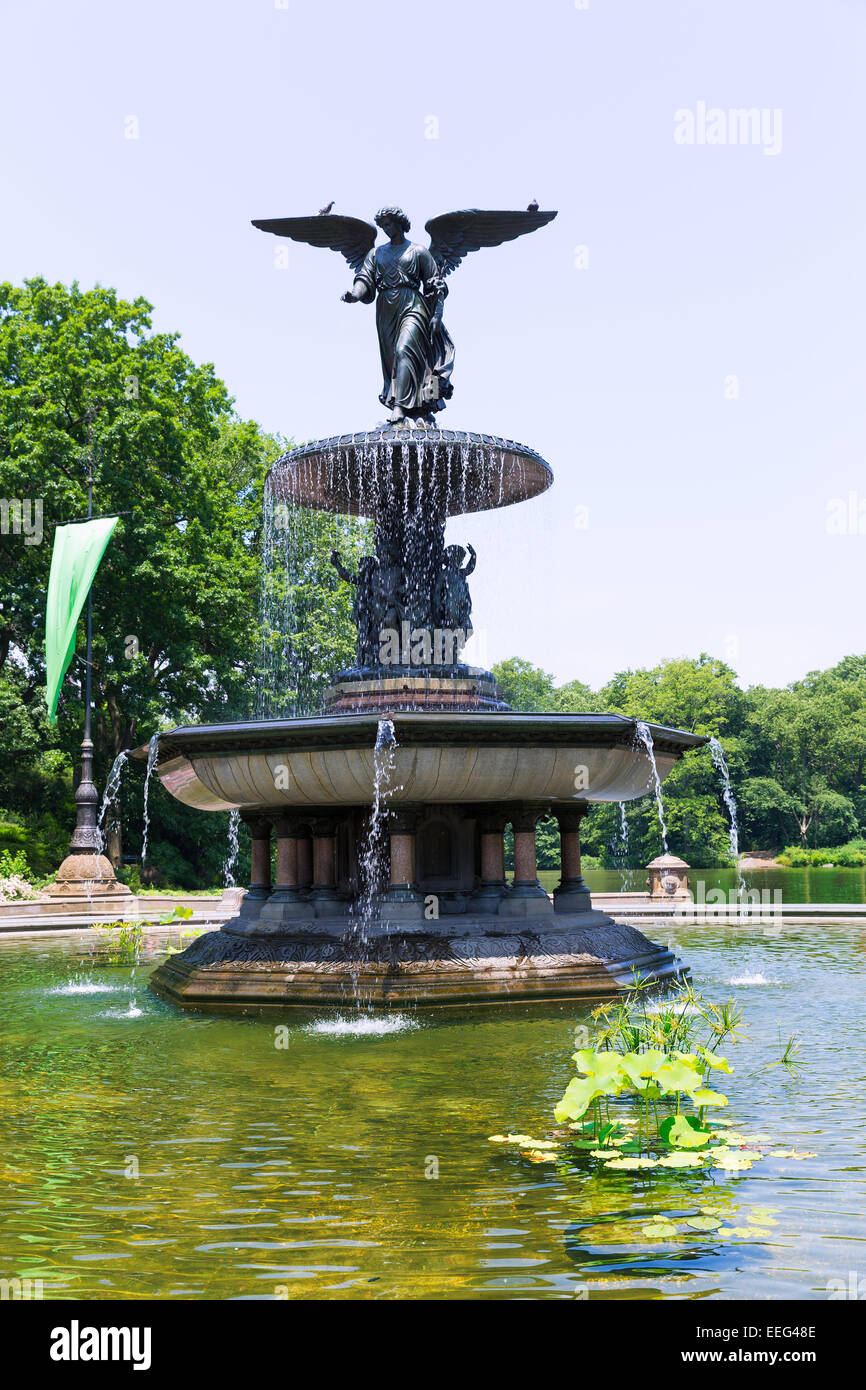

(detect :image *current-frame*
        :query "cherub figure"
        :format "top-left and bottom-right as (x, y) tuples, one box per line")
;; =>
(432, 543), (476, 634)
(330, 550), (377, 667)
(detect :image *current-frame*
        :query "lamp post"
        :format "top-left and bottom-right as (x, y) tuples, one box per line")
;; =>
(43, 410), (130, 901)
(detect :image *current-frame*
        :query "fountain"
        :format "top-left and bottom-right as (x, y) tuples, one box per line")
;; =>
(148, 202), (706, 1010)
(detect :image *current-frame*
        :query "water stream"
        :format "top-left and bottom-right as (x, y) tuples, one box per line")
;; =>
(222, 809), (241, 887)
(610, 801), (630, 890)
(348, 718), (401, 1005)
(634, 720), (669, 853)
(140, 734), (160, 865)
(96, 750), (129, 856)
(708, 735), (745, 894)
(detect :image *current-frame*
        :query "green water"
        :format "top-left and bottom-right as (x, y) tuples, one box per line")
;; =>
(539, 866), (866, 903)
(1, 923), (864, 1301)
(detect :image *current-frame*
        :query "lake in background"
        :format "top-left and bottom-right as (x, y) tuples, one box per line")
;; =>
(537, 866), (866, 903)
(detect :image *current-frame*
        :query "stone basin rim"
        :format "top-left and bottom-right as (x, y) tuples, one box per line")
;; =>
(139, 712), (708, 763)
(265, 426), (553, 517)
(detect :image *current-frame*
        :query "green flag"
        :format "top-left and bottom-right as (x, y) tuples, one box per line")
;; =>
(45, 516), (119, 723)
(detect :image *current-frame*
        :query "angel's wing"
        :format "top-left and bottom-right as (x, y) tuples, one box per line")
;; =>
(425, 209), (557, 277)
(251, 214), (378, 275)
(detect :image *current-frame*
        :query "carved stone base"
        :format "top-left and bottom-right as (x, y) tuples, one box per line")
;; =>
(322, 668), (507, 713)
(42, 853), (132, 899)
(148, 910), (687, 1011)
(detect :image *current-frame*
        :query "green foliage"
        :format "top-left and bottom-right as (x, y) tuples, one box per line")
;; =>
(492, 648), (866, 863)
(777, 838), (866, 867)
(0, 847), (29, 878)
(492, 657), (559, 711)
(0, 278), (359, 887)
(547, 982), (801, 1176)
(95, 904), (193, 963)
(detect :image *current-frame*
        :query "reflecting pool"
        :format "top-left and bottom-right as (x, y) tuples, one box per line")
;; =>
(0, 921), (863, 1300)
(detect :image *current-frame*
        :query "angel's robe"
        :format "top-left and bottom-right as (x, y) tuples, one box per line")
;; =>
(356, 240), (454, 414)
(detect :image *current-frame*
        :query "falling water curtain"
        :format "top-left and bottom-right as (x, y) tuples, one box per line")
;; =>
(44, 516), (119, 723)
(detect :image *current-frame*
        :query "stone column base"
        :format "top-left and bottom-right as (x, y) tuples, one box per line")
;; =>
(42, 853), (132, 899)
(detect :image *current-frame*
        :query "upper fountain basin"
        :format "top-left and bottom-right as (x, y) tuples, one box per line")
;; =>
(151, 712), (707, 813)
(266, 427), (553, 518)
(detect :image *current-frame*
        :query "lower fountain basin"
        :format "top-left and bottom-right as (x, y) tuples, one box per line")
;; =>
(153, 712), (704, 813)
(149, 911), (688, 1011)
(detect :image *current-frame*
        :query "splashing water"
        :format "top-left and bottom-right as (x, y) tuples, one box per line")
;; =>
(97, 750), (129, 856)
(223, 809), (241, 887)
(708, 736), (745, 894)
(305, 1013), (419, 1037)
(140, 733), (160, 864)
(103, 999), (144, 1020)
(348, 719), (404, 1008)
(353, 719), (399, 934)
(48, 977), (126, 996)
(634, 721), (669, 853)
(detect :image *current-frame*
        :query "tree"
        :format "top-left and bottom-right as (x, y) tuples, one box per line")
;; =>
(599, 654), (743, 736)
(492, 657), (558, 711)
(0, 278), (361, 879)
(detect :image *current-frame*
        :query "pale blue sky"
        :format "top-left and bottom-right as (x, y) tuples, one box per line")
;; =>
(2, 0), (864, 690)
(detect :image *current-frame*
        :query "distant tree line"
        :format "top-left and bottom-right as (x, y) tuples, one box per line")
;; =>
(493, 654), (866, 868)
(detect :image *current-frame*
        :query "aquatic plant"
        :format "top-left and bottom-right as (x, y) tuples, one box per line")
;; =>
(95, 905), (194, 965)
(531, 980), (808, 1175)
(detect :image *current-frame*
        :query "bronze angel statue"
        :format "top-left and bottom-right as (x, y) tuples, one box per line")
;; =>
(252, 205), (557, 425)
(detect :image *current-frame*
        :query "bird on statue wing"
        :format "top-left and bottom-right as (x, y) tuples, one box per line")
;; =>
(250, 204), (557, 423)
(318, 200), (335, 216)
(527, 198), (539, 212)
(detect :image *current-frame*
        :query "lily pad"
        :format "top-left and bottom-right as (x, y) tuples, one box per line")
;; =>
(618, 1049), (668, 1084)
(590, 1149), (622, 1159)
(604, 1155), (659, 1170)
(713, 1153), (754, 1171)
(691, 1088), (729, 1108)
(747, 1208), (778, 1226)
(642, 1221), (678, 1237)
(573, 1047), (626, 1083)
(685, 1216), (721, 1231)
(658, 1152), (706, 1169)
(660, 1113), (714, 1149)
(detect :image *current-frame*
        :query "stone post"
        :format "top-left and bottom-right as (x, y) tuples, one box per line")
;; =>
(296, 827), (313, 894)
(242, 815), (273, 900)
(381, 807), (425, 920)
(259, 816), (311, 922)
(647, 854), (690, 900)
(235, 814), (273, 926)
(471, 809), (509, 914)
(499, 802), (552, 917)
(553, 804), (592, 913)
(308, 816), (341, 909)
